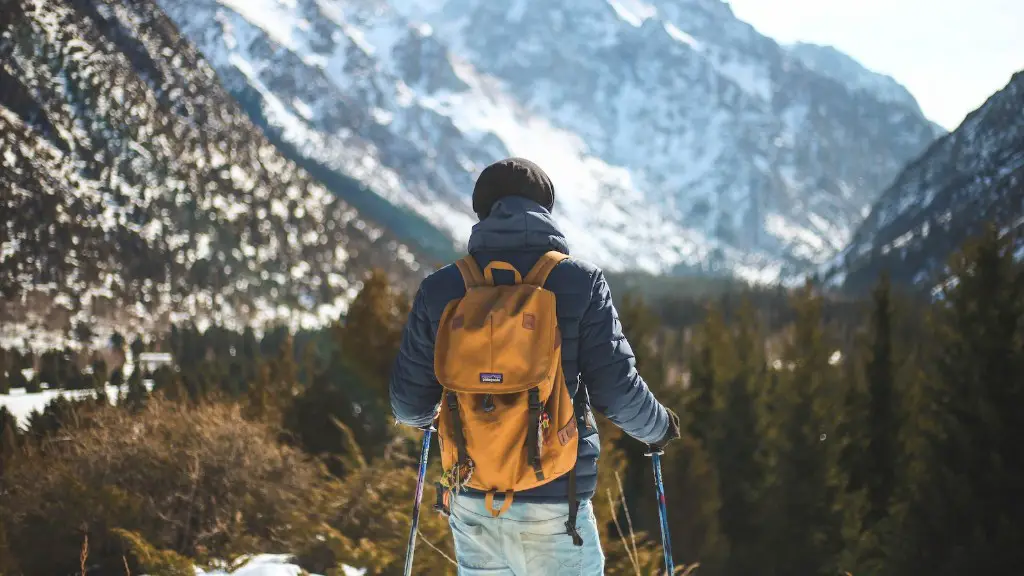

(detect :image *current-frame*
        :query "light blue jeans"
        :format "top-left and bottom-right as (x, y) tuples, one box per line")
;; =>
(447, 494), (605, 575)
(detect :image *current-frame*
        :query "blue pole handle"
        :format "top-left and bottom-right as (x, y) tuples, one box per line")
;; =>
(646, 448), (674, 575)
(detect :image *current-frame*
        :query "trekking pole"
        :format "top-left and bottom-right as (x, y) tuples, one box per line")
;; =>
(404, 425), (435, 576)
(646, 447), (674, 575)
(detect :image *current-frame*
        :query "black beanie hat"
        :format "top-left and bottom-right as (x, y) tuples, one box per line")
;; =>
(472, 157), (555, 220)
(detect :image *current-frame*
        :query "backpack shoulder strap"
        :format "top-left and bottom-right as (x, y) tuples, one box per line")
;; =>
(454, 255), (485, 289)
(524, 251), (570, 287)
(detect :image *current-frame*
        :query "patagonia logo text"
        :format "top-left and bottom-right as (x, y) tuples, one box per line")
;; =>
(479, 372), (503, 383)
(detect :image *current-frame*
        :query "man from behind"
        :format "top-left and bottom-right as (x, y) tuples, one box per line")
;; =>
(389, 157), (680, 575)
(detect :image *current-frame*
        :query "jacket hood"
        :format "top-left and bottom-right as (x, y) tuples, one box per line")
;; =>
(467, 196), (570, 255)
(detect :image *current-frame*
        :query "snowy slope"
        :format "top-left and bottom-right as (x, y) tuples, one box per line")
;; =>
(828, 70), (1024, 292)
(158, 0), (942, 282)
(0, 0), (424, 347)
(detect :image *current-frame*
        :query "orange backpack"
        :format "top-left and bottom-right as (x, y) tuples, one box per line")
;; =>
(434, 251), (581, 529)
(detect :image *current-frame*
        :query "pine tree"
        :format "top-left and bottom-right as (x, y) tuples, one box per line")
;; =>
(109, 367), (124, 389)
(152, 366), (185, 403)
(270, 332), (299, 402)
(833, 272), (907, 573)
(894, 227), (1024, 575)
(687, 304), (733, 446)
(6, 351), (27, 391)
(0, 407), (18, 476)
(130, 336), (145, 365)
(124, 365), (148, 411)
(244, 361), (274, 422)
(241, 326), (258, 383)
(761, 283), (845, 576)
(863, 273), (898, 527)
(336, 269), (410, 405)
(91, 357), (108, 390)
(110, 331), (126, 351)
(713, 298), (768, 576)
(284, 361), (369, 477)
(0, 348), (9, 395)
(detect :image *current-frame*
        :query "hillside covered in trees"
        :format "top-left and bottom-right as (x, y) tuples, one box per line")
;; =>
(2, 226), (1021, 575)
(0, 0), (425, 351)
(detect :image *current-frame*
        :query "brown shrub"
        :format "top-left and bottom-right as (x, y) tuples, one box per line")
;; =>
(0, 398), (341, 575)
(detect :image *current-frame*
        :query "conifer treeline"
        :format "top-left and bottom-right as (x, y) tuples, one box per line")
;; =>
(610, 225), (1024, 575)
(1, 228), (1021, 575)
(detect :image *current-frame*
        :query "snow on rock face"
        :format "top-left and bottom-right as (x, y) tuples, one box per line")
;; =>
(829, 70), (1024, 293)
(157, 0), (941, 281)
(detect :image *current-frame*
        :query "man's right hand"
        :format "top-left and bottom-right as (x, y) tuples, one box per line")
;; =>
(650, 407), (681, 450)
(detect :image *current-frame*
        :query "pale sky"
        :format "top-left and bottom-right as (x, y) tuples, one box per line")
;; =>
(726, 0), (1024, 130)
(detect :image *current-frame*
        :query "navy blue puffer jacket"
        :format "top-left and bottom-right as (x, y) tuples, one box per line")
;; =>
(388, 196), (670, 503)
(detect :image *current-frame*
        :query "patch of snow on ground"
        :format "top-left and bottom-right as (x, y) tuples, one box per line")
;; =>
(194, 554), (364, 576)
(1, 382), (155, 427)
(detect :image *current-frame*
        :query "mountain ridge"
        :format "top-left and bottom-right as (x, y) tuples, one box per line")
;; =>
(827, 69), (1024, 293)
(157, 0), (943, 282)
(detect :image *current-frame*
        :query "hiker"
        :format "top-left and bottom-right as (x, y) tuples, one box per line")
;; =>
(389, 157), (681, 575)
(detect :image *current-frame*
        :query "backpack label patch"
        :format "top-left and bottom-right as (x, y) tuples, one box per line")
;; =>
(522, 313), (536, 330)
(479, 372), (504, 383)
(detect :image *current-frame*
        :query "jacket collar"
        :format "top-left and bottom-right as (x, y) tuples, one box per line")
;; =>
(467, 196), (570, 254)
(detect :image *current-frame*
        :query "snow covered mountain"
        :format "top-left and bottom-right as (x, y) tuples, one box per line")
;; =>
(828, 70), (1024, 293)
(0, 0), (423, 349)
(157, 0), (942, 281)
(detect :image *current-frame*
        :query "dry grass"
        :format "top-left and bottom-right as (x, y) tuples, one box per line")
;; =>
(602, 471), (700, 576)
(80, 532), (88, 575)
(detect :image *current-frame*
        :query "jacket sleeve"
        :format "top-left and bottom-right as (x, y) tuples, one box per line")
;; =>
(577, 269), (669, 445)
(389, 285), (442, 428)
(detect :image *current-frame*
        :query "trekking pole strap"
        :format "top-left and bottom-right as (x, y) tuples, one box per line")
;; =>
(565, 467), (584, 546)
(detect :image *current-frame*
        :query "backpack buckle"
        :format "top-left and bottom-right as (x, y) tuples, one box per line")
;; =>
(482, 394), (495, 413)
(528, 387), (542, 409)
